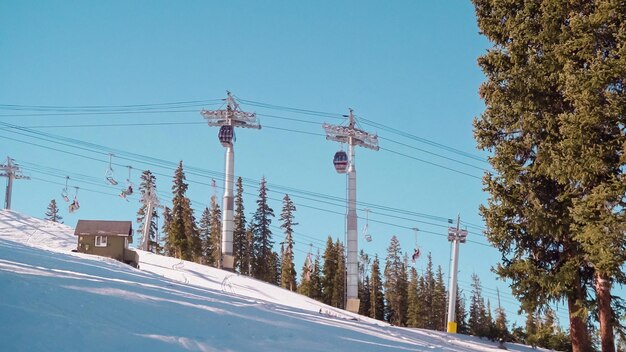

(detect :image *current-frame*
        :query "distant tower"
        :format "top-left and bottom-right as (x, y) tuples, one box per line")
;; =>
(446, 214), (468, 333)
(323, 109), (378, 313)
(1, 157), (30, 210)
(201, 92), (260, 271)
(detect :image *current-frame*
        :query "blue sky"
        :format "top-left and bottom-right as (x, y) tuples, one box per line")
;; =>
(0, 1), (576, 326)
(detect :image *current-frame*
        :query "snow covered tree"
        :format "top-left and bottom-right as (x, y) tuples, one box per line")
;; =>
(165, 161), (201, 261)
(233, 177), (248, 274)
(198, 207), (214, 265)
(383, 236), (407, 326)
(208, 194), (222, 267)
(136, 170), (159, 252)
(279, 194), (297, 291)
(369, 254), (385, 321)
(44, 199), (62, 223)
(251, 177), (275, 283)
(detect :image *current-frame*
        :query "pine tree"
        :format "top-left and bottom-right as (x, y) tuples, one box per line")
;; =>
(165, 161), (201, 261)
(161, 206), (174, 257)
(251, 177), (274, 283)
(422, 253), (436, 330)
(470, 1), (626, 349)
(406, 267), (420, 328)
(136, 170), (159, 252)
(434, 265), (448, 331)
(494, 304), (509, 341)
(208, 195), (222, 267)
(233, 177), (247, 274)
(383, 236), (407, 326)
(44, 199), (63, 223)
(279, 194), (297, 291)
(358, 250), (371, 317)
(331, 239), (345, 309)
(456, 290), (469, 334)
(241, 226), (254, 276)
(468, 273), (487, 337)
(321, 236), (337, 305)
(198, 207), (214, 265)
(369, 254), (385, 321)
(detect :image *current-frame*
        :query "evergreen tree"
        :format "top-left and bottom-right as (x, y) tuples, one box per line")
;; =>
(494, 303), (510, 341)
(161, 206), (174, 257)
(358, 250), (371, 317)
(321, 236), (337, 305)
(208, 195), (222, 267)
(422, 253), (436, 330)
(279, 194), (297, 291)
(433, 265), (448, 331)
(406, 267), (420, 328)
(136, 170), (159, 252)
(416, 275), (428, 329)
(251, 177), (274, 283)
(383, 236), (407, 326)
(269, 251), (280, 286)
(468, 273), (487, 337)
(331, 239), (345, 309)
(44, 199), (63, 223)
(471, 1), (626, 349)
(198, 207), (214, 265)
(240, 225), (254, 276)
(165, 161), (201, 261)
(456, 290), (469, 334)
(233, 177), (248, 274)
(369, 254), (385, 321)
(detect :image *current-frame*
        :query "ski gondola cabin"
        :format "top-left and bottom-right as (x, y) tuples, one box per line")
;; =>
(74, 220), (139, 268)
(333, 151), (348, 173)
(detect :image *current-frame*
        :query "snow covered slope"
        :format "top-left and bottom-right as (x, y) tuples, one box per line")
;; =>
(0, 210), (549, 351)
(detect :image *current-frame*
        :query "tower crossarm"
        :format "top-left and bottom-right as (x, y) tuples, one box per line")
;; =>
(322, 123), (379, 151)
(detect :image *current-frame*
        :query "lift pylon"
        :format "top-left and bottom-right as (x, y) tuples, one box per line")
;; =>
(323, 109), (378, 313)
(201, 92), (260, 271)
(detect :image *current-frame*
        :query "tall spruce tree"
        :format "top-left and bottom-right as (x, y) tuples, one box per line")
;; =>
(166, 161), (201, 261)
(422, 253), (436, 330)
(406, 266), (420, 328)
(384, 236), (408, 326)
(331, 239), (345, 309)
(208, 194), (222, 267)
(233, 177), (248, 274)
(455, 290), (469, 334)
(279, 194), (297, 291)
(321, 236), (337, 305)
(161, 206), (173, 256)
(198, 207), (214, 265)
(44, 199), (63, 223)
(136, 170), (159, 252)
(369, 254), (385, 321)
(471, 1), (626, 349)
(358, 250), (372, 317)
(546, 4), (626, 349)
(468, 273), (487, 337)
(434, 265), (448, 331)
(251, 177), (275, 283)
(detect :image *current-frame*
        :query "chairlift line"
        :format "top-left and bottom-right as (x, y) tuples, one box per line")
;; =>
(61, 176), (70, 202)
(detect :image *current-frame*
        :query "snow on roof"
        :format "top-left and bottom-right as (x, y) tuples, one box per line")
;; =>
(74, 220), (132, 237)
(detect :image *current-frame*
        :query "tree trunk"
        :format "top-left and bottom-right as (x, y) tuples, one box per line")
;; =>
(596, 272), (615, 352)
(568, 275), (592, 352)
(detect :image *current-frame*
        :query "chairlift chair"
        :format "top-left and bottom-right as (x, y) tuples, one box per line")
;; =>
(119, 166), (134, 200)
(61, 176), (70, 202)
(68, 187), (80, 213)
(411, 227), (421, 263)
(105, 153), (118, 185)
(362, 208), (372, 242)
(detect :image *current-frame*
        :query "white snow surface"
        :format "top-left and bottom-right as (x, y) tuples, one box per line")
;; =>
(0, 210), (550, 352)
